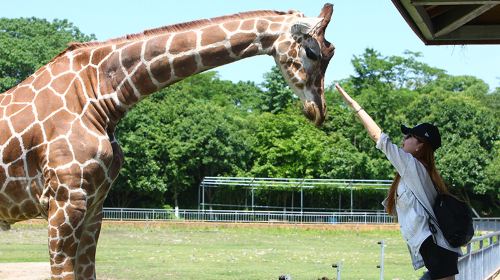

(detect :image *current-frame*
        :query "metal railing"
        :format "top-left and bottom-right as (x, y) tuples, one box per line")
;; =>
(474, 218), (500, 232)
(457, 231), (500, 280)
(102, 208), (395, 224)
(102, 208), (500, 229)
(200, 177), (393, 188)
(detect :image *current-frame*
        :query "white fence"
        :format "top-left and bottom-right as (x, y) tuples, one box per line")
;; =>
(102, 208), (395, 224)
(473, 218), (500, 232)
(457, 231), (500, 280)
(102, 208), (499, 229)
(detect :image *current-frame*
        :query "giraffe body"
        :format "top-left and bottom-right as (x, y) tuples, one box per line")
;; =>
(0, 4), (334, 279)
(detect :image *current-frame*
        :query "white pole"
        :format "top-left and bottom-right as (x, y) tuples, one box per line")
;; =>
(377, 240), (385, 280)
(332, 262), (341, 279)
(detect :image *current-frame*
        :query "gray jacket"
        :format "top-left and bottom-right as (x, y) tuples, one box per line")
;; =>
(377, 133), (462, 270)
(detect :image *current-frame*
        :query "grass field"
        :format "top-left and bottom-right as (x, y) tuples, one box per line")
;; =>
(0, 221), (427, 280)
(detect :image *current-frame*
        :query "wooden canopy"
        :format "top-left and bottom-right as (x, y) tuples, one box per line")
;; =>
(392, 0), (500, 45)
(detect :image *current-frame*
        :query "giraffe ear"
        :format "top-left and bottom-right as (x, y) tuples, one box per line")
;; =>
(290, 17), (323, 36)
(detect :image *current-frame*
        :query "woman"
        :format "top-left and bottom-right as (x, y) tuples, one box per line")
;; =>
(335, 84), (462, 280)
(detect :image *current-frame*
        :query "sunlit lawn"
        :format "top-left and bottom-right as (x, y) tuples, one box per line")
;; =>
(0, 221), (426, 280)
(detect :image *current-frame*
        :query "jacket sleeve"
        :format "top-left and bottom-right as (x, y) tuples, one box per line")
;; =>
(376, 133), (437, 212)
(376, 133), (413, 177)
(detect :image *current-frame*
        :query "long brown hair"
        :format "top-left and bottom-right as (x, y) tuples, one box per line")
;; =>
(385, 135), (448, 215)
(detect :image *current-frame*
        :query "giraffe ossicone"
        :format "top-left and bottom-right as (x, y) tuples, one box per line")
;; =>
(0, 3), (335, 279)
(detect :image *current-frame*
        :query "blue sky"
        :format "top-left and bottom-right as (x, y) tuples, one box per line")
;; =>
(2, 0), (499, 90)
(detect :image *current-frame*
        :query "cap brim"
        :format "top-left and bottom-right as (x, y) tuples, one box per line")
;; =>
(401, 124), (411, 135)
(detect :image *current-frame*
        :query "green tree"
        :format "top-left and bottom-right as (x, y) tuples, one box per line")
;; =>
(259, 66), (297, 113)
(484, 140), (500, 212)
(437, 135), (489, 195)
(351, 49), (445, 93)
(111, 74), (255, 208)
(107, 100), (168, 207)
(151, 71), (263, 112)
(246, 108), (366, 179)
(0, 17), (96, 92)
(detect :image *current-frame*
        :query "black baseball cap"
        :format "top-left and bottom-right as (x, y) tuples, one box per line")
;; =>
(401, 123), (441, 151)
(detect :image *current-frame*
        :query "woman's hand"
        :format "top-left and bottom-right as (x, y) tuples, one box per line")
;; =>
(334, 83), (381, 142)
(335, 83), (362, 112)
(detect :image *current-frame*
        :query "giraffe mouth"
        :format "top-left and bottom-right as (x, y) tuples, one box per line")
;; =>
(303, 100), (325, 126)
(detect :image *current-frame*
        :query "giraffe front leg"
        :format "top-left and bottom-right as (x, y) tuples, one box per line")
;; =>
(48, 194), (87, 280)
(74, 203), (105, 280)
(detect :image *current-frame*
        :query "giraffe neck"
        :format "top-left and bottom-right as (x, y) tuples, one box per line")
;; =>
(87, 11), (297, 127)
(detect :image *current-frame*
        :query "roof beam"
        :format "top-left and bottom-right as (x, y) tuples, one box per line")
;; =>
(401, 0), (436, 39)
(412, 0), (500, 5)
(433, 4), (497, 37)
(436, 25), (500, 40)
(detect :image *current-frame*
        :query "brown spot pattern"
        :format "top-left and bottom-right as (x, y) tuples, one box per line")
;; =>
(170, 31), (197, 54)
(172, 55), (197, 77)
(51, 73), (76, 94)
(11, 105), (35, 134)
(241, 20), (255, 31)
(144, 35), (169, 61)
(200, 46), (234, 67)
(32, 69), (51, 91)
(130, 64), (157, 94)
(150, 57), (172, 83)
(0, 120), (12, 145)
(260, 34), (279, 49)
(223, 21), (239, 32)
(34, 89), (64, 121)
(256, 20), (269, 33)
(230, 33), (257, 56)
(121, 42), (143, 72)
(91, 46), (113, 66)
(50, 56), (70, 76)
(11, 88), (35, 103)
(201, 26), (226, 46)
(2, 137), (22, 163)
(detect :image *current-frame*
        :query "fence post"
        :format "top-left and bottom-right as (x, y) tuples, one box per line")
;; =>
(349, 182), (353, 213)
(332, 262), (341, 280)
(377, 240), (385, 280)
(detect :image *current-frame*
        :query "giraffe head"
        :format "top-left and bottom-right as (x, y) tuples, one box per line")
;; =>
(273, 4), (335, 126)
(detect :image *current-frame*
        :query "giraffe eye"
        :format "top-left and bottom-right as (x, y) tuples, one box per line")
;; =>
(303, 37), (321, 61)
(305, 47), (319, 61)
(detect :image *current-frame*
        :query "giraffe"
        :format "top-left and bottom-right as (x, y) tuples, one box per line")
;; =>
(0, 4), (335, 279)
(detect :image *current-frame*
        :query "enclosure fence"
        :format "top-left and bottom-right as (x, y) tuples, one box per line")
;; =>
(102, 208), (499, 229)
(102, 208), (395, 224)
(457, 231), (500, 280)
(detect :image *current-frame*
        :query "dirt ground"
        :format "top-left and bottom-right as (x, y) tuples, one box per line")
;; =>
(1, 262), (499, 280)
(0, 262), (49, 280)
(0, 262), (119, 280)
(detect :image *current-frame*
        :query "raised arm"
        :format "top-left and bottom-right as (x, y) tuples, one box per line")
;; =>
(335, 83), (382, 142)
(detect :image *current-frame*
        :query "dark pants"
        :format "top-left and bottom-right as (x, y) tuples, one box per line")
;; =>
(419, 236), (459, 279)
